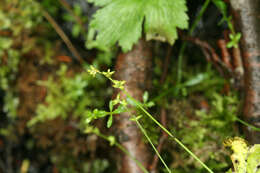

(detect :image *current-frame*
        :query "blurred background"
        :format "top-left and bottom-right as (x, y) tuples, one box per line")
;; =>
(0, 0), (247, 172)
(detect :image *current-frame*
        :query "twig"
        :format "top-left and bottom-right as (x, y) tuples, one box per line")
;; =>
(41, 9), (84, 63)
(181, 35), (233, 76)
(217, 39), (233, 69)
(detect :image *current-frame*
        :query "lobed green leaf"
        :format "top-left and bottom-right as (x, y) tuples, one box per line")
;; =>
(87, 0), (188, 52)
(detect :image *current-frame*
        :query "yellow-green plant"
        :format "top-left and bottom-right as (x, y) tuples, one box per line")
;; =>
(224, 137), (260, 173)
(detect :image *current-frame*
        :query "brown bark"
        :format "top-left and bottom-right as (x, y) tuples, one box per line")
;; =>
(113, 39), (152, 173)
(230, 0), (260, 143)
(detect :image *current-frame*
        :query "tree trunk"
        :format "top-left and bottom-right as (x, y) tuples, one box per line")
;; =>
(230, 0), (260, 143)
(113, 39), (152, 172)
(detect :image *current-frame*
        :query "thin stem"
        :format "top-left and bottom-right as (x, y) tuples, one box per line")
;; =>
(124, 91), (173, 138)
(89, 61), (214, 173)
(41, 9), (84, 63)
(172, 137), (214, 173)
(135, 118), (171, 173)
(235, 117), (260, 132)
(124, 91), (214, 173)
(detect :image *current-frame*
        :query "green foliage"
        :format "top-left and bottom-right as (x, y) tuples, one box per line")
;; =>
(136, 92), (158, 144)
(62, 3), (88, 38)
(0, 0), (42, 118)
(86, 67), (129, 128)
(0, 0), (249, 172)
(85, 126), (150, 173)
(85, 102), (126, 128)
(180, 65), (226, 97)
(51, 154), (109, 173)
(171, 92), (239, 171)
(88, 66), (126, 90)
(227, 33), (241, 48)
(3, 91), (19, 119)
(91, 159), (110, 173)
(28, 64), (110, 127)
(133, 115), (171, 173)
(87, 66), (215, 173)
(0, 0), (42, 35)
(142, 91), (155, 108)
(41, 0), (60, 15)
(224, 137), (260, 173)
(153, 64), (225, 102)
(213, 0), (241, 48)
(196, 93), (239, 130)
(87, 0), (188, 52)
(0, 47), (20, 118)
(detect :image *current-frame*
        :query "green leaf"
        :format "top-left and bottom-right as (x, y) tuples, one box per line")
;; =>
(74, 4), (82, 16)
(0, 37), (13, 49)
(93, 109), (108, 118)
(144, 0), (188, 44)
(84, 126), (95, 134)
(102, 69), (114, 78)
(107, 135), (115, 146)
(113, 105), (126, 114)
(109, 100), (113, 112)
(87, 0), (144, 52)
(107, 114), (113, 128)
(143, 91), (149, 103)
(224, 137), (248, 152)
(146, 101), (155, 108)
(126, 97), (137, 107)
(247, 144), (260, 173)
(112, 80), (125, 89)
(130, 115), (142, 121)
(72, 24), (81, 37)
(183, 73), (208, 87)
(234, 33), (241, 41)
(87, 0), (188, 52)
(212, 0), (227, 15)
(224, 137), (260, 173)
(226, 41), (234, 48)
(63, 13), (74, 21)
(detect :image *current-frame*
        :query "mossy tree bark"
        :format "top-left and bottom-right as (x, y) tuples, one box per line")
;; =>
(113, 39), (152, 173)
(230, 0), (260, 143)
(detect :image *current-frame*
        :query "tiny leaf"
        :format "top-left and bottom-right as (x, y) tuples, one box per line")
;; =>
(109, 100), (113, 112)
(212, 0), (227, 15)
(146, 101), (155, 108)
(113, 105), (126, 114)
(107, 114), (113, 128)
(143, 91), (149, 103)
(107, 136), (116, 146)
